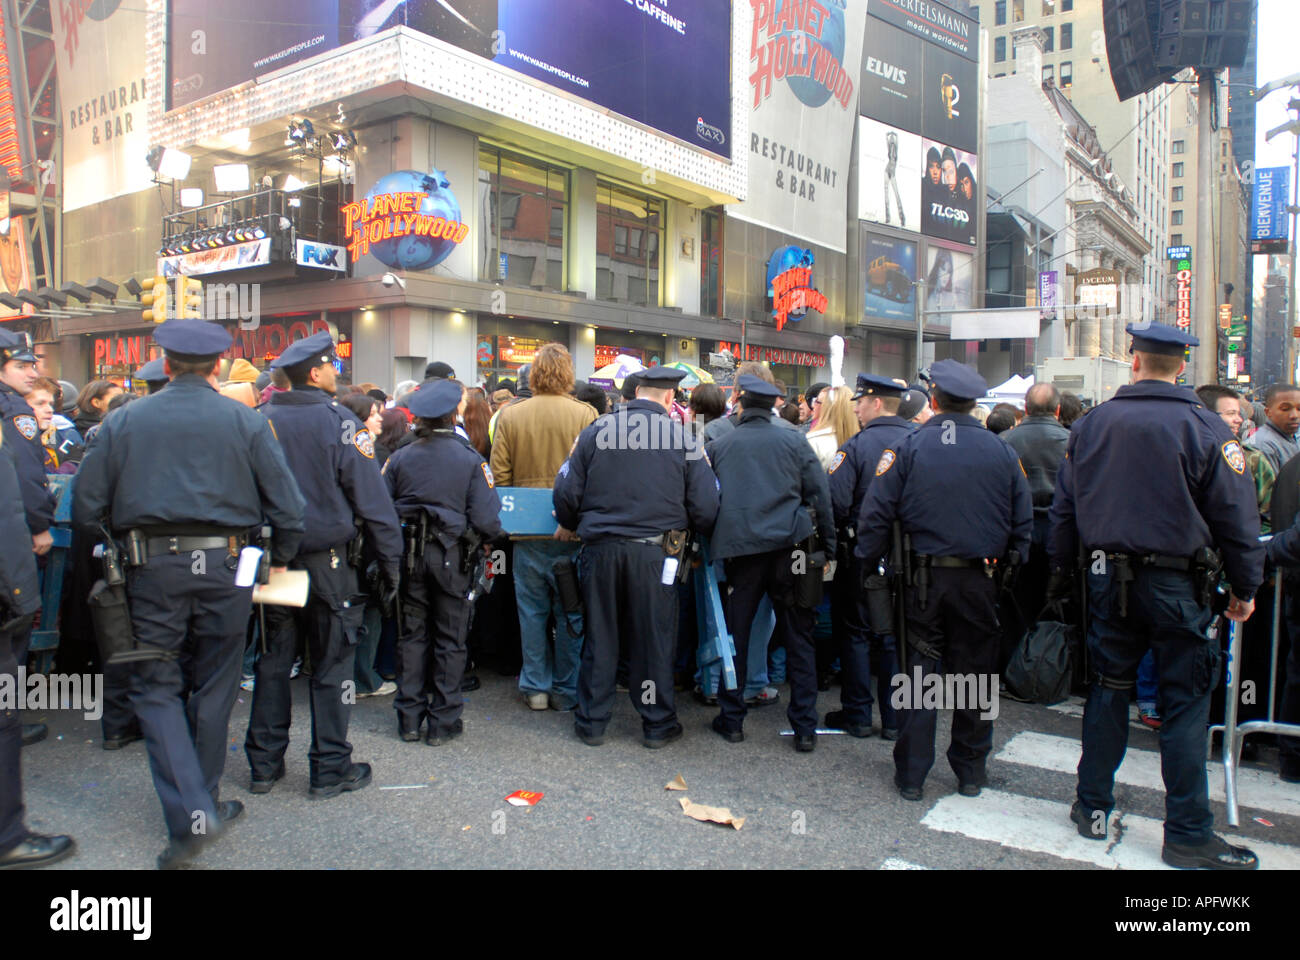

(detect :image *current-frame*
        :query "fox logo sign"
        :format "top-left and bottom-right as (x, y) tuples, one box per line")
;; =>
(296, 240), (347, 272)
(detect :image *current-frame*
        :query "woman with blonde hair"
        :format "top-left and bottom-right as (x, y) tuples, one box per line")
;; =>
(806, 385), (859, 471)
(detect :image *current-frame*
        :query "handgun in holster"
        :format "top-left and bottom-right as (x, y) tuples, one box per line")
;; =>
(1113, 554), (1135, 618)
(836, 524), (856, 567)
(1194, 546), (1226, 613)
(663, 529), (692, 585)
(459, 527), (485, 576)
(914, 553), (931, 611)
(88, 523), (172, 665)
(795, 507), (826, 609)
(996, 551), (1022, 593)
(347, 518), (366, 570)
(402, 512), (428, 576)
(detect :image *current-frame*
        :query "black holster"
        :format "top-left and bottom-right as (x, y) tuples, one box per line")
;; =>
(554, 557), (582, 614)
(402, 513), (427, 576)
(914, 555), (931, 610)
(1193, 546), (1225, 612)
(1113, 555), (1135, 618)
(865, 572), (895, 635)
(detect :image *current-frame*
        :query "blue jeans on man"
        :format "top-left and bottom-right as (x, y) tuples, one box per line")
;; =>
(513, 540), (584, 708)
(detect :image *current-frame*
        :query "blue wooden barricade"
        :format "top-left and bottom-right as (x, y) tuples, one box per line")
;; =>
(495, 487), (736, 690)
(30, 473), (74, 671)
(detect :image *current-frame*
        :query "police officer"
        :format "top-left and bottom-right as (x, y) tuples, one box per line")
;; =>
(707, 374), (835, 751)
(133, 357), (168, 395)
(0, 331), (55, 743)
(73, 319), (306, 868)
(384, 379), (502, 744)
(858, 360), (1031, 800)
(1048, 323), (1263, 869)
(554, 365), (719, 748)
(0, 427), (75, 868)
(826, 373), (914, 739)
(246, 331), (402, 794)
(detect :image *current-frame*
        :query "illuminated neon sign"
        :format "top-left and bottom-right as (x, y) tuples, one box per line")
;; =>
(341, 169), (468, 269)
(1174, 257), (1192, 331)
(766, 245), (828, 331)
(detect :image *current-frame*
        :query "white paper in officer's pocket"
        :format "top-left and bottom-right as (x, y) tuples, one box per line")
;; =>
(235, 546), (264, 587)
(824, 560), (837, 582)
(661, 557), (679, 585)
(252, 569), (311, 607)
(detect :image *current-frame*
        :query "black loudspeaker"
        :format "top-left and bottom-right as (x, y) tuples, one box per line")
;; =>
(1153, 0), (1253, 71)
(1102, 0), (1174, 102)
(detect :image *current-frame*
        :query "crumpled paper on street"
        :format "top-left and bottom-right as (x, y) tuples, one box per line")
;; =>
(678, 796), (744, 830)
(664, 774), (688, 791)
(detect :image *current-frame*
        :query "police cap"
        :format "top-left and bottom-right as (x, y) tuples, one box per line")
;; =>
(270, 330), (336, 370)
(406, 379), (463, 420)
(736, 373), (783, 398)
(0, 328), (36, 364)
(851, 373), (909, 400)
(927, 359), (988, 402)
(637, 365), (688, 386)
(153, 318), (232, 363)
(133, 357), (167, 384)
(1125, 322), (1199, 357)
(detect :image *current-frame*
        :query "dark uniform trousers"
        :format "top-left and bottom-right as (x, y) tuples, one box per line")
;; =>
(833, 555), (899, 729)
(0, 613), (37, 855)
(895, 568), (1000, 789)
(720, 548), (818, 736)
(1077, 568), (1219, 845)
(1281, 587), (1300, 779)
(395, 542), (472, 736)
(575, 541), (679, 739)
(246, 549), (364, 785)
(126, 550), (251, 839)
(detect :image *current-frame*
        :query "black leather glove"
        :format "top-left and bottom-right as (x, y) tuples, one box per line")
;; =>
(379, 564), (401, 618)
(1045, 567), (1073, 602)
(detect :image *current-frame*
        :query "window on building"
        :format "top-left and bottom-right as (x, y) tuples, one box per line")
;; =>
(1012, 0), (1024, 21)
(1173, 162), (1184, 178)
(995, 36), (1007, 62)
(1060, 61), (1072, 87)
(988, 240), (1012, 294)
(478, 145), (569, 290)
(1171, 210), (1183, 225)
(996, 0), (1007, 25)
(700, 208), (723, 317)
(1172, 139), (1185, 154)
(1061, 23), (1072, 49)
(1171, 233), (1183, 246)
(1044, 27), (1054, 51)
(596, 179), (664, 307)
(1062, 0), (1072, 10)
(1043, 64), (1054, 84)
(1221, 141), (1229, 157)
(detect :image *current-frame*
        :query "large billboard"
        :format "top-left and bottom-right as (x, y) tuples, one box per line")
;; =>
(920, 137), (977, 246)
(924, 241), (973, 318)
(862, 231), (917, 323)
(1252, 166), (1290, 244)
(867, 0), (978, 61)
(728, 0), (870, 254)
(858, 117), (921, 232)
(52, 0), (153, 211)
(168, 1), (732, 158)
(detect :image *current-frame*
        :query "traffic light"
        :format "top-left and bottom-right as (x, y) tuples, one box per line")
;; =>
(140, 275), (170, 323)
(179, 277), (203, 319)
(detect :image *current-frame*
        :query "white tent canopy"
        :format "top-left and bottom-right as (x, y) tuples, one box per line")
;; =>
(978, 374), (1035, 410)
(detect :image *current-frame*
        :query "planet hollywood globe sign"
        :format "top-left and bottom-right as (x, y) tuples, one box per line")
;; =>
(341, 169), (468, 270)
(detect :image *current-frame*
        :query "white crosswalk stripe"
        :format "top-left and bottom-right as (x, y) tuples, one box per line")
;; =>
(996, 731), (1300, 819)
(879, 857), (929, 870)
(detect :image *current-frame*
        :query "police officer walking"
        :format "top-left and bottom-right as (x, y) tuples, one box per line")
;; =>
(858, 360), (1031, 799)
(554, 365), (719, 748)
(706, 374), (835, 751)
(0, 426), (75, 868)
(826, 373), (914, 739)
(1048, 323), (1263, 869)
(73, 319), (306, 868)
(383, 379), (502, 744)
(245, 331), (402, 795)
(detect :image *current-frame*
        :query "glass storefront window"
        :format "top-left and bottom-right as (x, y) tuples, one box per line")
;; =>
(596, 180), (664, 307)
(478, 146), (568, 291)
(700, 208), (723, 316)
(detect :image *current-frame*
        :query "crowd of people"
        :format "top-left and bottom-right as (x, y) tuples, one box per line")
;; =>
(0, 319), (1296, 872)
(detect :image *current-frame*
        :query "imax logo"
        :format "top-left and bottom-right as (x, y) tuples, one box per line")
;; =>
(696, 117), (726, 146)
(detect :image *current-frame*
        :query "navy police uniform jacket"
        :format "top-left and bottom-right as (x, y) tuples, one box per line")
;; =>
(265, 387), (403, 566)
(0, 437), (39, 618)
(706, 408), (834, 560)
(73, 374), (307, 564)
(1047, 380), (1264, 601)
(857, 412), (1032, 563)
(383, 428), (503, 542)
(0, 381), (54, 534)
(829, 415), (915, 532)
(553, 399), (720, 542)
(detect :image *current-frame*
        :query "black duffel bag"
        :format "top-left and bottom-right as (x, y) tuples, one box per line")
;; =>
(1004, 600), (1077, 705)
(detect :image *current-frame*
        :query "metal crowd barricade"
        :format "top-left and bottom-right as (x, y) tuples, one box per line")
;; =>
(495, 487), (736, 691)
(1209, 559), (1300, 828)
(29, 473), (74, 673)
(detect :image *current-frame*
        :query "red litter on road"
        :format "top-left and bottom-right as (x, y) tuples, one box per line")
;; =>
(505, 790), (544, 807)
(1253, 817), (1274, 827)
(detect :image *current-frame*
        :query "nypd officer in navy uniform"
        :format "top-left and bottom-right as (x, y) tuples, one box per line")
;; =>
(0, 425), (75, 868)
(73, 319), (306, 868)
(826, 373), (914, 739)
(0, 330), (55, 745)
(858, 360), (1032, 800)
(707, 374), (835, 751)
(246, 331), (402, 795)
(1049, 323), (1263, 869)
(383, 379), (502, 744)
(133, 357), (169, 395)
(554, 365), (719, 748)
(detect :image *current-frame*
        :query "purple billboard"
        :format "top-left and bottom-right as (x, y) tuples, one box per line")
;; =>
(168, 1), (732, 157)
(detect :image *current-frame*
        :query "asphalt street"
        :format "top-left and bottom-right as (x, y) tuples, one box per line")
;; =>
(18, 672), (1300, 870)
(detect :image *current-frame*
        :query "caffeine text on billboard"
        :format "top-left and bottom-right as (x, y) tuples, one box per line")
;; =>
(749, 0), (855, 110)
(341, 192), (469, 261)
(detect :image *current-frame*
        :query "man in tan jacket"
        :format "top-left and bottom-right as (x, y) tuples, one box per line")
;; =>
(491, 343), (596, 710)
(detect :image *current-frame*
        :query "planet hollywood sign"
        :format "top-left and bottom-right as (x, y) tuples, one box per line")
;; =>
(341, 169), (468, 268)
(714, 341), (827, 367)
